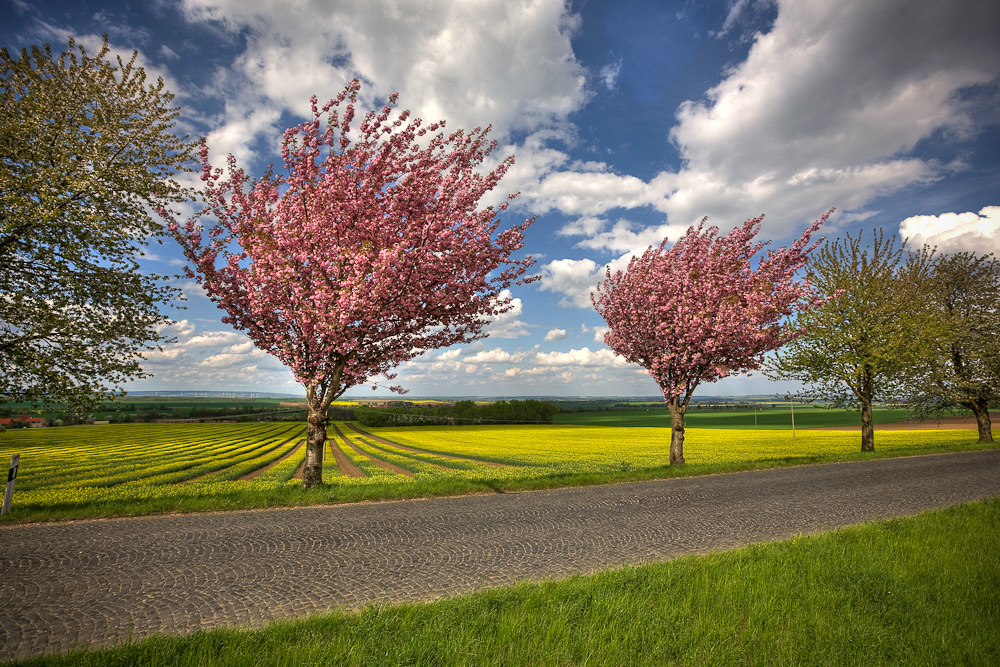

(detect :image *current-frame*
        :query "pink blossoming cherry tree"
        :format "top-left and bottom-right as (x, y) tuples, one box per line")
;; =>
(172, 80), (535, 488)
(592, 212), (831, 465)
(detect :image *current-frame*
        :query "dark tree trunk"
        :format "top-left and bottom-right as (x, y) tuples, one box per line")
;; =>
(667, 397), (686, 465)
(965, 399), (994, 444)
(303, 397), (327, 489)
(860, 395), (875, 452)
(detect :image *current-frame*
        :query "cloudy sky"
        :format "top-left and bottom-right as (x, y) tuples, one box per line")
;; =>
(4, 0), (999, 398)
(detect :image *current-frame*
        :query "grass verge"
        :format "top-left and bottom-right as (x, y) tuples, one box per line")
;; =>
(19, 497), (1000, 666)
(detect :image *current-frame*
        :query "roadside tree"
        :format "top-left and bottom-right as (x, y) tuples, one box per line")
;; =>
(904, 252), (1000, 443)
(593, 213), (829, 465)
(0, 37), (196, 411)
(173, 80), (535, 488)
(767, 231), (938, 451)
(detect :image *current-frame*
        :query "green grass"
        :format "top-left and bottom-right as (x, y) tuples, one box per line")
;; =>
(19, 498), (1000, 666)
(555, 405), (913, 428)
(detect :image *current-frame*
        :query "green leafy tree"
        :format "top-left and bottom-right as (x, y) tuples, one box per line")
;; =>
(0, 37), (196, 411)
(904, 252), (1000, 443)
(767, 231), (938, 451)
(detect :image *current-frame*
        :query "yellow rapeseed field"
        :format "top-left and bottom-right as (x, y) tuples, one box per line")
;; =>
(0, 420), (988, 515)
(363, 424), (981, 472)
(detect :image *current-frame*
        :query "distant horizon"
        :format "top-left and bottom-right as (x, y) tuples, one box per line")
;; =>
(124, 389), (795, 402)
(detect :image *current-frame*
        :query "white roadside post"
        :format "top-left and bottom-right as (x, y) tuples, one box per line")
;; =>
(2, 453), (19, 515)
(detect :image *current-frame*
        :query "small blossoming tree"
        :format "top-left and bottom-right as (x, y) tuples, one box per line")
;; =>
(172, 80), (535, 487)
(592, 213), (831, 465)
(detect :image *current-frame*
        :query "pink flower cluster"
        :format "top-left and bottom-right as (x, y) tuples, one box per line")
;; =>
(593, 212), (832, 403)
(171, 80), (536, 407)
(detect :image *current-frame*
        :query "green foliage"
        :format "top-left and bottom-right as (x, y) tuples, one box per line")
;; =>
(353, 399), (559, 426)
(768, 230), (940, 449)
(0, 36), (197, 412)
(904, 252), (1000, 441)
(555, 404), (913, 429)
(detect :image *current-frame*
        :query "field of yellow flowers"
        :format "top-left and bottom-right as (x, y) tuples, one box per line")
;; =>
(0, 420), (989, 520)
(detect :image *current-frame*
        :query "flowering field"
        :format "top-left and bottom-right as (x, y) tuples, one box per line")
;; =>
(360, 423), (983, 472)
(2, 422), (307, 510)
(0, 421), (989, 519)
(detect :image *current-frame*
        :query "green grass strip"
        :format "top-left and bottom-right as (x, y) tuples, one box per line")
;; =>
(19, 498), (1000, 666)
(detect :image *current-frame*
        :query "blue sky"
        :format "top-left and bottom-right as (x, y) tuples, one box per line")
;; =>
(4, 0), (999, 398)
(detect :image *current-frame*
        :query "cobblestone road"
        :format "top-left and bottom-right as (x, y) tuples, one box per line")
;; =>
(2, 449), (999, 662)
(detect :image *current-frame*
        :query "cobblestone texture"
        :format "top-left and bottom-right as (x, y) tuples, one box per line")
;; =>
(2, 449), (999, 661)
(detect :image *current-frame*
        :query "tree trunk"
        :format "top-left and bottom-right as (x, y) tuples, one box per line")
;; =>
(860, 394), (875, 452)
(667, 397), (686, 465)
(303, 397), (327, 489)
(965, 399), (994, 444)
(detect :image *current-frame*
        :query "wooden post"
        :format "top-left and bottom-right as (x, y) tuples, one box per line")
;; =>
(2, 453), (19, 515)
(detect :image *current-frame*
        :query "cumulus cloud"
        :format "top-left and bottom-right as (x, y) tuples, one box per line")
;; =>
(135, 320), (297, 392)
(659, 0), (1000, 237)
(544, 328), (568, 341)
(526, 168), (668, 217)
(539, 252), (636, 309)
(899, 206), (1000, 255)
(222, 341), (255, 354)
(530, 0), (1000, 247)
(592, 325), (610, 343)
(575, 219), (690, 254)
(481, 289), (533, 339)
(179, 0), (589, 163)
(533, 346), (631, 368)
(465, 347), (520, 364)
(184, 331), (244, 348)
(538, 257), (601, 308)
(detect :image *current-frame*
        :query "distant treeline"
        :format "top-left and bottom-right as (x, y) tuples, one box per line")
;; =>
(353, 399), (559, 427)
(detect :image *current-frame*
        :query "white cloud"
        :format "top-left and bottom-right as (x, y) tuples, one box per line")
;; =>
(599, 59), (622, 90)
(660, 0), (1000, 237)
(538, 257), (600, 308)
(134, 321), (298, 393)
(533, 346), (631, 368)
(142, 348), (180, 362)
(223, 341), (255, 354)
(539, 252), (636, 309)
(522, 0), (1000, 249)
(180, 0), (589, 162)
(465, 347), (518, 364)
(713, 0), (753, 38)
(592, 326), (610, 343)
(544, 328), (568, 342)
(527, 169), (668, 216)
(899, 206), (1000, 255)
(575, 219), (690, 254)
(558, 216), (607, 238)
(482, 289), (532, 338)
(184, 331), (244, 348)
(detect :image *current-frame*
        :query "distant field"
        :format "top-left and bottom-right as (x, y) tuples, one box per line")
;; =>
(0, 419), (994, 522)
(555, 405), (912, 429)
